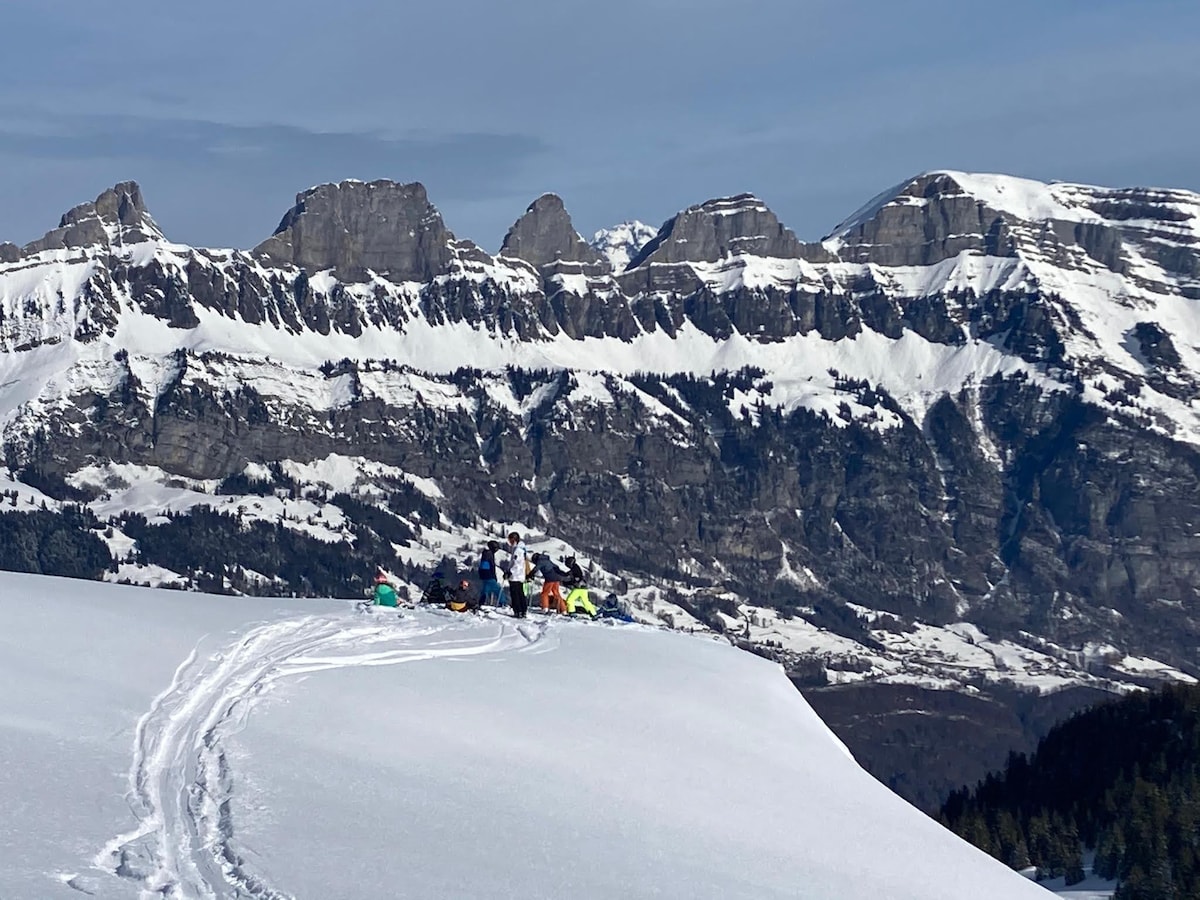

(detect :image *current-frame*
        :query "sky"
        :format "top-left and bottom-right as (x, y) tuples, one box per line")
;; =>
(0, 0), (1197, 252)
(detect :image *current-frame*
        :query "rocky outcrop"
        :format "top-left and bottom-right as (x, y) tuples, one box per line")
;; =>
(500, 194), (606, 270)
(831, 172), (1017, 267)
(831, 172), (1200, 296)
(23, 182), (164, 254)
(628, 194), (831, 268)
(619, 194), (836, 294)
(252, 180), (455, 283)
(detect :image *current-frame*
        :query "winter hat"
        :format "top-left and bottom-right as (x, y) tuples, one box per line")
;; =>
(487, 540), (500, 551)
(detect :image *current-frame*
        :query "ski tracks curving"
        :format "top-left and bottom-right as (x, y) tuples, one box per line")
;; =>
(94, 610), (547, 899)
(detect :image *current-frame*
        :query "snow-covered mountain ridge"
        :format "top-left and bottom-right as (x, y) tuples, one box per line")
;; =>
(4, 171), (1198, 443)
(4, 170), (1200, 808)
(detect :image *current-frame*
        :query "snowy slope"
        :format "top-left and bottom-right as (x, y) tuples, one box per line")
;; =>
(0, 572), (1055, 900)
(590, 220), (657, 271)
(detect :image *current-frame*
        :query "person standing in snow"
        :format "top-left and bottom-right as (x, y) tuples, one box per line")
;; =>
(478, 540), (505, 607)
(562, 556), (597, 617)
(531, 552), (569, 614)
(372, 568), (399, 608)
(504, 531), (530, 618)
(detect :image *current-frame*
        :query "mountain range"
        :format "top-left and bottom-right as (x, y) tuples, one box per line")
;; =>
(3, 169), (1199, 807)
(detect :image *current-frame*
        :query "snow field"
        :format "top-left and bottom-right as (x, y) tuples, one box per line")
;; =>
(0, 572), (1054, 899)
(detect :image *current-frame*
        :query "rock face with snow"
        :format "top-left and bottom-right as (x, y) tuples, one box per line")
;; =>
(501, 193), (606, 269)
(24, 181), (164, 253)
(831, 171), (1200, 285)
(252, 180), (458, 283)
(4, 170), (1200, 807)
(832, 171), (1016, 267)
(629, 194), (807, 266)
(499, 194), (616, 335)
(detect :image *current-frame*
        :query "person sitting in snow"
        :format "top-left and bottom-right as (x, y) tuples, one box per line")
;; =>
(598, 593), (634, 623)
(531, 553), (570, 614)
(446, 578), (478, 613)
(420, 568), (451, 606)
(372, 568), (399, 608)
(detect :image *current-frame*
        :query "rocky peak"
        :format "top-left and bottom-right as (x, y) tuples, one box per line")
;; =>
(826, 172), (1018, 267)
(252, 180), (454, 283)
(23, 181), (165, 254)
(627, 193), (826, 268)
(827, 171), (1200, 280)
(499, 194), (605, 269)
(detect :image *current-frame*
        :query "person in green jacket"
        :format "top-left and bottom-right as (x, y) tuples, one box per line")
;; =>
(372, 568), (399, 607)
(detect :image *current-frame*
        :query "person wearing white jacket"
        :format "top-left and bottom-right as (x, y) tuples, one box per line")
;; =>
(503, 531), (530, 618)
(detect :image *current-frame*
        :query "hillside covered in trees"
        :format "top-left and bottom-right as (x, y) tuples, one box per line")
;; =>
(940, 684), (1200, 899)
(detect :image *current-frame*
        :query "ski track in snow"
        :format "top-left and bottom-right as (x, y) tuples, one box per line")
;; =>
(92, 609), (548, 900)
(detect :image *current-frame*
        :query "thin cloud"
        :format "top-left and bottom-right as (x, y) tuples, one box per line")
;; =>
(0, 113), (544, 195)
(0, 113), (548, 248)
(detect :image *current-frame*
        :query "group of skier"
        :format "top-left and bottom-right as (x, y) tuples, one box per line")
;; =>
(481, 531), (598, 619)
(371, 530), (625, 621)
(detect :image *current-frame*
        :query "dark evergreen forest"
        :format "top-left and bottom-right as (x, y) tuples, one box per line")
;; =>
(0, 505), (110, 579)
(941, 683), (1200, 899)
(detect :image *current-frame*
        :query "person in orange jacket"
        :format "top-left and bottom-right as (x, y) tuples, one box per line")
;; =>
(531, 553), (569, 614)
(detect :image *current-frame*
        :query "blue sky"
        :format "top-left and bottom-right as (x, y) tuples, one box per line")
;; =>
(1, 0), (1197, 251)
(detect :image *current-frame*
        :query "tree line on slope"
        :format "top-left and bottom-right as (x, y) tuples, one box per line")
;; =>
(0, 506), (110, 579)
(118, 504), (422, 596)
(940, 683), (1200, 899)
(0, 473), (441, 597)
